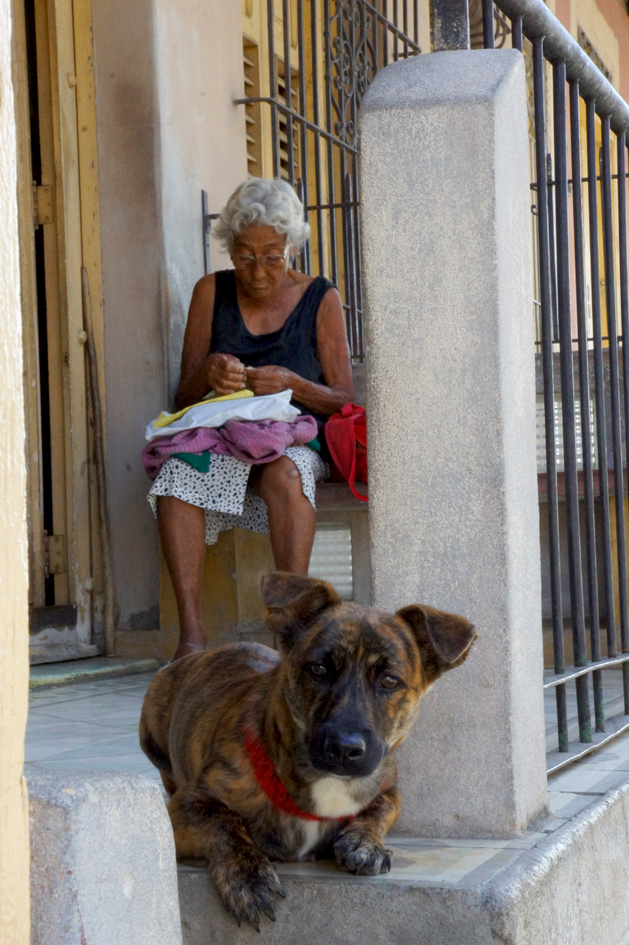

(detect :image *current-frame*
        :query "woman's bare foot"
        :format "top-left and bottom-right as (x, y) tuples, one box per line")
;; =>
(168, 639), (206, 664)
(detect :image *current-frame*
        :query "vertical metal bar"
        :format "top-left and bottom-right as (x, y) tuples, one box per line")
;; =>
(617, 134), (629, 714)
(482, 0), (495, 49)
(352, 154), (364, 361)
(554, 62), (591, 743)
(392, 0), (399, 60)
(601, 118), (629, 663)
(282, 0), (294, 183)
(587, 101), (616, 661)
(338, 5), (352, 343)
(382, 0), (389, 67)
(547, 154), (560, 343)
(373, 0), (380, 73)
(310, 0), (325, 277)
(296, 0), (310, 272)
(570, 82), (604, 731)
(402, 0), (408, 56)
(413, 0), (418, 46)
(267, 0), (280, 177)
(202, 189), (210, 276)
(511, 15), (523, 52)
(534, 40), (568, 750)
(323, 0), (338, 286)
(342, 173), (357, 355)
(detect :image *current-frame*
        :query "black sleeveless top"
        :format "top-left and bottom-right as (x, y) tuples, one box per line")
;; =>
(209, 270), (334, 434)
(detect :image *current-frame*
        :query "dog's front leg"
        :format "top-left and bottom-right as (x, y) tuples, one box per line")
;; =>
(168, 787), (285, 929)
(333, 782), (401, 876)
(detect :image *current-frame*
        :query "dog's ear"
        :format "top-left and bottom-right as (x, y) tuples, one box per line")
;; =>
(262, 572), (340, 649)
(396, 604), (477, 686)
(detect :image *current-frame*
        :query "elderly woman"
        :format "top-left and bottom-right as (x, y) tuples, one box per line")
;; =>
(148, 178), (353, 660)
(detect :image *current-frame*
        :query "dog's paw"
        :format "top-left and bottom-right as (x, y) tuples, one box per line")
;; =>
(333, 831), (393, 876)
(210, 847), (286, 930)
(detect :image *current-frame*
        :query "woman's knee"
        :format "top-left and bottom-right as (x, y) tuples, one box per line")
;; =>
(258, 456), (302, 501)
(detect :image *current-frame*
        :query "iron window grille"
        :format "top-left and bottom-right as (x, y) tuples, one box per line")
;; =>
(235, 0), (422, 364)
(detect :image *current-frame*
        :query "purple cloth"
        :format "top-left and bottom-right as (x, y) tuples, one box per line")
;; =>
(142, 416), (318, 480)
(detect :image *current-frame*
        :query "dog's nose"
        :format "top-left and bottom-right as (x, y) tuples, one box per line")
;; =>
(323, 732), (366, 767)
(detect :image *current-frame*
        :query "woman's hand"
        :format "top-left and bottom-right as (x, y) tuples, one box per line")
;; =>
(245, 365), (296, 396)
(206, 353), (246, 395)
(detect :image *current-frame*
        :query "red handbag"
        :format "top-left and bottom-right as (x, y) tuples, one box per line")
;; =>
(324, 403), (368, 502)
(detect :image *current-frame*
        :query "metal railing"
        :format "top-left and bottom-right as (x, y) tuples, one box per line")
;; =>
(477, 0), (629, 772)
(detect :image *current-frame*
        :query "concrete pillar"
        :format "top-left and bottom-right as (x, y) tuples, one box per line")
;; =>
(360, 50), (548, 837)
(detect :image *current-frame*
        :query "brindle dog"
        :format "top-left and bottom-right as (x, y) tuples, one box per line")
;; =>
(140, 572), (476, 929)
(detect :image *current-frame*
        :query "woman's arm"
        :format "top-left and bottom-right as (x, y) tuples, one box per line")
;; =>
(245, 288), (354, 415)
(175, 275), (246, 410)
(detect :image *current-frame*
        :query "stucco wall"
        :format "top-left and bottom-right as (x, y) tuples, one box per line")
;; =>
(92, 0), (247, 631)
(0, 0), (31, 937)
(155, 0), (248, 397)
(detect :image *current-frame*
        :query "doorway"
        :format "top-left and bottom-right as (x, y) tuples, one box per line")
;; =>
(13, 0), (105, 663)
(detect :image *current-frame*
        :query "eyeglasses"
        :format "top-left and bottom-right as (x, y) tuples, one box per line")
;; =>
(231, 246), (289, 271)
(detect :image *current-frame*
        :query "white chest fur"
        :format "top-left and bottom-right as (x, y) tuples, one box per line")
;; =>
(296, 820), (325, 860)
(310, 776), (366, 819)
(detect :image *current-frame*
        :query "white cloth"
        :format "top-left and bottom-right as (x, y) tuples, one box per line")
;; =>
(147, 446), (327, 545)
(145, 390), (300, 441)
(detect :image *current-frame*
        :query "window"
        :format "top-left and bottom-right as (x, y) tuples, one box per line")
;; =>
(536, 393), (597, 474)
(243, 38), (262, 176)
(276, 59), (299, 182)
(308, 523), (354, 601)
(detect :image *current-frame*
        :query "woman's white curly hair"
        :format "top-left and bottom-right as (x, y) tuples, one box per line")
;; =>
(213, 177), (311, 255)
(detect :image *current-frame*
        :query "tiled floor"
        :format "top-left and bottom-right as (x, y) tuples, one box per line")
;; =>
(26, 672), (161, 785)
(24, 667), (629, 888)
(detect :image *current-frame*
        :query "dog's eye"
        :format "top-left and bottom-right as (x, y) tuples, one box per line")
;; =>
(380, 674), (401, 690)
(306, 663), (329, 679)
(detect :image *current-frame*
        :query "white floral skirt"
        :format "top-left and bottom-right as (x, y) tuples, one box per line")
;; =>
(147, 446), (327, 545)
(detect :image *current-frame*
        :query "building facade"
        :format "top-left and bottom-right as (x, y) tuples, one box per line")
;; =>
(10, 0), (629, 657)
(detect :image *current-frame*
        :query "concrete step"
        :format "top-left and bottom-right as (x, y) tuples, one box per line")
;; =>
(29, 656), (160, 690)
(177, 787), (629, 945)
(177, 833), (534, 945)
(30, 642), (102, 665)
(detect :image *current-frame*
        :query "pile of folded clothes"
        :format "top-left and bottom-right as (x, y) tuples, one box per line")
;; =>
(142, 389), (319, 480)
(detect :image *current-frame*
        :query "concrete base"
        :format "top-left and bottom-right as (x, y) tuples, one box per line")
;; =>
(178, 785), (629, 945)
(27, 766), (182, 945)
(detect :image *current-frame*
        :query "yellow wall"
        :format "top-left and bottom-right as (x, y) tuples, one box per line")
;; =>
(0, 0), (31, 938)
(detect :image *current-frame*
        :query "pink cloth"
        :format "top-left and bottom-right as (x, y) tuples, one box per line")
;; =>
(142, 416), (318, 479)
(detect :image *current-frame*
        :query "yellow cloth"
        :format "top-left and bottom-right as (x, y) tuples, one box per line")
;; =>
(152, 389), (254, 429)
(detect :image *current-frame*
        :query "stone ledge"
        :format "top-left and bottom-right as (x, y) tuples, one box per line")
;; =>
(27, 766), (182, 945)
(29, 656), (160, 689)
(178, 783), (629, 945)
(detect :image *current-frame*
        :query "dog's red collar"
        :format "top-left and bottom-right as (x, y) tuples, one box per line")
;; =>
(244, 728), (351, 822)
